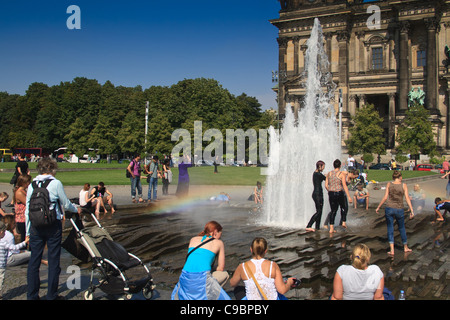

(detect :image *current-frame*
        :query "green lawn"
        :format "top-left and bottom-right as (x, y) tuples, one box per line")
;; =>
(0, 165), (267, 186)
(0, 162), (438, 187)
(365, 169), (437, 182)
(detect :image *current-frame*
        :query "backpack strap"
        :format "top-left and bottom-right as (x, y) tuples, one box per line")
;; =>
(33, 179), (62, 216)
(33, 179), (52, 189)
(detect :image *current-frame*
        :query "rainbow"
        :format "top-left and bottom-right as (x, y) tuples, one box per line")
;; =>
(147, 186), (235, 214)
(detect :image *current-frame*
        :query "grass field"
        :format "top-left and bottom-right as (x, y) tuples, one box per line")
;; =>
(0, 162), (439, 187)
(0, 164), (267, 186)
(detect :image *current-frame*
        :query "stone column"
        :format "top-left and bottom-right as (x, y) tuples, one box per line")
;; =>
(425, 18), (439, 113)
(337, 31), (350, 114)
(398, 21), (410, 112)
(293, 36), (300, 76)
(324, 32), (333, 72)
(388, 93), (396, 148)
(356, 31), (365, 73)
(358, 94), (367, 108)
(349, 95), (357, 117)
(277, 37), (288, 118)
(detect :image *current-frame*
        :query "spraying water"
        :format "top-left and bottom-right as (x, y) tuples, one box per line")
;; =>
(262, 18), (341, 229)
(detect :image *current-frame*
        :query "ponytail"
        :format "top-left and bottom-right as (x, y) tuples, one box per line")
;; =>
(351, 243), (371, 270)
(251, 237), (268, 258)
(198, 221), (223, 237)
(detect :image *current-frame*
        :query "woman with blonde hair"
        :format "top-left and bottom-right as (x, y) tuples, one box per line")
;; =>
(172, 221), (230, 300)
(230, 237), (298, 300)
(332, 244), (384, 300)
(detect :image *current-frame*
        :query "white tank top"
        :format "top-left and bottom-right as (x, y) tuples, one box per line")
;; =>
(242, 259), (278, 300)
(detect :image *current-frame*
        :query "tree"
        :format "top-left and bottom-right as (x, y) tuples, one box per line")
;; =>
(0, 77), (273, 156)
(64, 117), (91, 156)
(236, 93), (263, 130)
(146, 112), (174, 155)
(396, 102), (437, 159)
(117, 111), (145, 155)
(345, 104), (385, 156)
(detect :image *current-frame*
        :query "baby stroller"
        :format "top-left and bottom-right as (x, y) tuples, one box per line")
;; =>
(69, 214), (156, 300)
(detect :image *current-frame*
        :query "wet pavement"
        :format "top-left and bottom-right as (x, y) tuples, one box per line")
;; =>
(0, 174), (449, 300)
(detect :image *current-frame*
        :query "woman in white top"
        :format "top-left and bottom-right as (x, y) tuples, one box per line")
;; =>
(230, 237), (297, 300)
(79, 183), (101, 218)
(332, 243), (384, 300)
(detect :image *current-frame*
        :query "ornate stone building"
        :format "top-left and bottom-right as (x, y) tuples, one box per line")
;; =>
(271, 0), (450, 153)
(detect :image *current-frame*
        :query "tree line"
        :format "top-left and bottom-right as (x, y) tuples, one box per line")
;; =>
(345, 102), (438, 164)
(0, 77), (277, 159)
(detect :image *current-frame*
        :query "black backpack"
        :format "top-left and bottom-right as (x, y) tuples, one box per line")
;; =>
(126, 160), (134, 178)
(28, 180), (59, 228)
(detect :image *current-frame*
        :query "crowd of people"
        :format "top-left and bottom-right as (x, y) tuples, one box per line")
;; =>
(0, 157), (80, 300)
(171, 220), (385, 300)
(126, 154), (174, 203)
(0, 153), (447, 301)
(306, 159), (364, 233)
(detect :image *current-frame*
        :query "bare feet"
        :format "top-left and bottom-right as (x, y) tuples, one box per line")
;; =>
(305, 228), (315, 232)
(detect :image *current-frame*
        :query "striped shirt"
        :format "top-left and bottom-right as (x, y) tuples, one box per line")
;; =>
(0, 239), (27, 268)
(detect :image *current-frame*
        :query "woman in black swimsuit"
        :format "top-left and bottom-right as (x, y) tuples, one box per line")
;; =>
(306, 160), (326, 232)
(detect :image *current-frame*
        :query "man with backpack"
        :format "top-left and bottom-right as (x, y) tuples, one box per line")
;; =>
(25, 157), (81, 300)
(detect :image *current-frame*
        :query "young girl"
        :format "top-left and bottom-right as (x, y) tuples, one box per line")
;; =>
(306, 161), (326, 232)
(0, 220), (28, 297)
(2, 215), (33, 267)
(230, 237), (297, 300)
(254, 181), (263, 204)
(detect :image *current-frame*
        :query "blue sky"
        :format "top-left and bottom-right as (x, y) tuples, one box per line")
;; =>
(0, 1), (379, 110)
(0, 0), (281, 109)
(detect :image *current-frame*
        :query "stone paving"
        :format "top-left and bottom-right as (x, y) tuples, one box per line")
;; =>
(0, 174), (449, 300)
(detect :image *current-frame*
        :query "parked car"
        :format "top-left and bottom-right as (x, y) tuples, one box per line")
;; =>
(368, 163), (390, 170)
(414, 164), (433, 171)
(434, 164), (445, 173)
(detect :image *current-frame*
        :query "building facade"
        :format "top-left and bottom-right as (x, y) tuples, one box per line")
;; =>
(271, 0), (450, 153)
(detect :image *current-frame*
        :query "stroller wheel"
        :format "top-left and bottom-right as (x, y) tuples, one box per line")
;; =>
(142, 287), (154, 300)
(84, 290), (94, 300)
(118, 293), (133, 300)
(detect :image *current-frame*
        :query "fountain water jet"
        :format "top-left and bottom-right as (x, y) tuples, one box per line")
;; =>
(262, 18), (341, 229)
